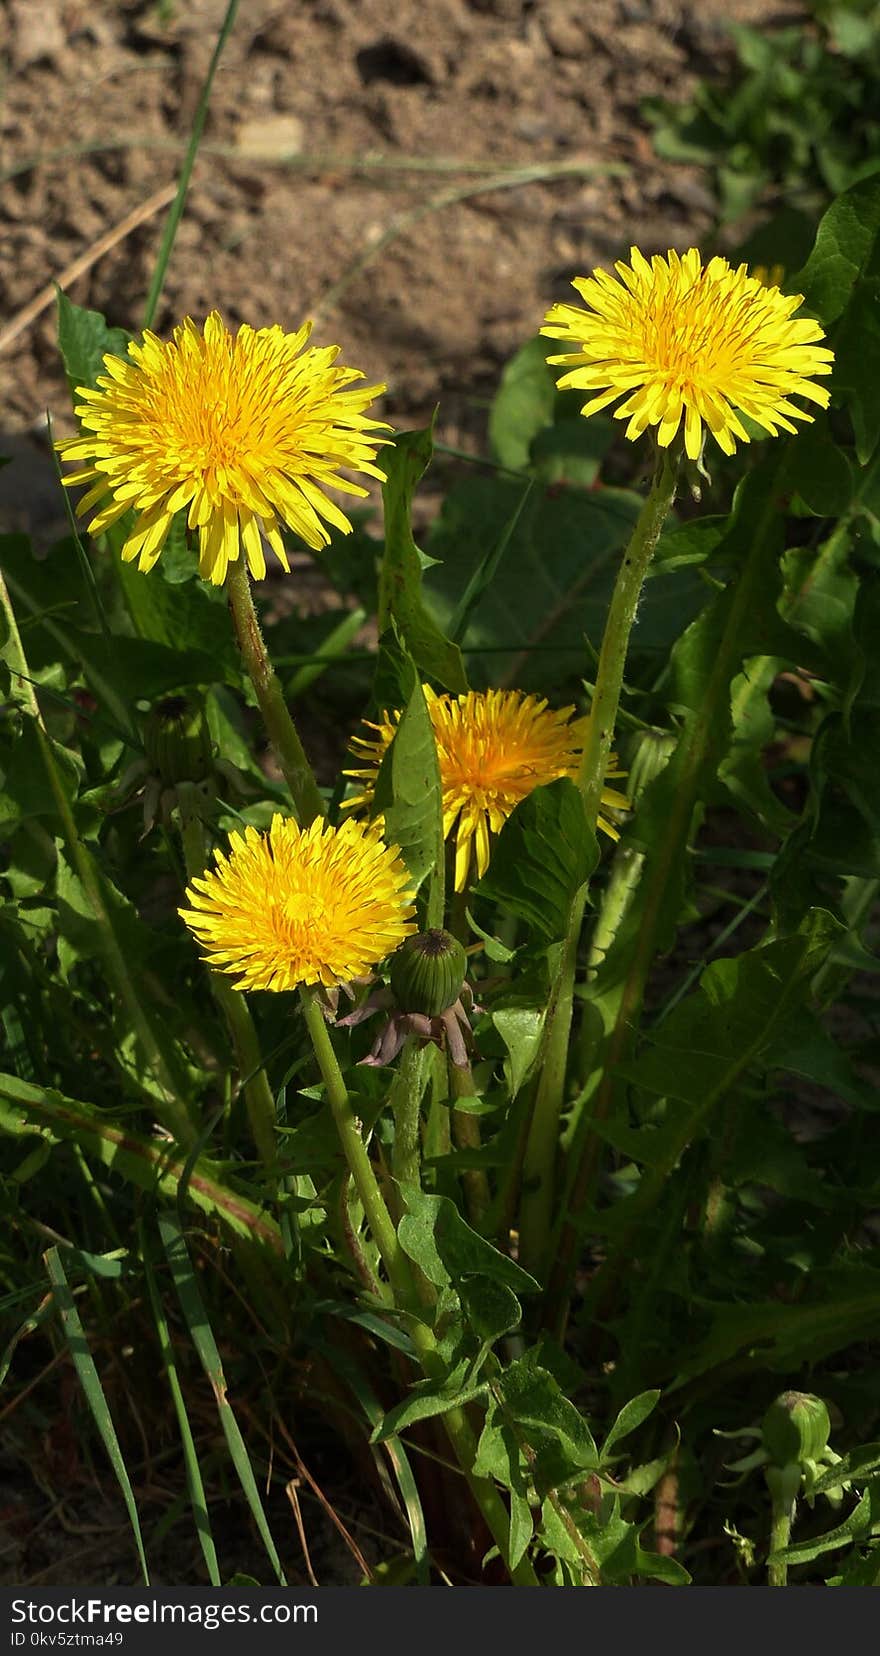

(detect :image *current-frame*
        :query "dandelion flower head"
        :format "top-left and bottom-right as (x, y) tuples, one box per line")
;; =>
(347, 686), (628, 892)
(57, 312), (390, 586)
(180, 815), (416, 992)
(541, 248), (833, 459)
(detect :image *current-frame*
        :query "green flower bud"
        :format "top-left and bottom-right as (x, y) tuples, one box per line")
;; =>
(144, 694), (213, 789)
(761, 1392), (831, 1469)
(388, 929), (467, 1017)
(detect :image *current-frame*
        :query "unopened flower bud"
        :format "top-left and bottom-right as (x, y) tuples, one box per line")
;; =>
(761, 1392), (831, 1469)
(388, 928), (467, 1017)
(144, 693), (213, 789)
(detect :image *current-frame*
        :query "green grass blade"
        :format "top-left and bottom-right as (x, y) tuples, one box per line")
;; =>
(141, 0), (240, 329)
(0, 1074), (284, 1254)
(43, 1245), (150, 1585)
(140, 1223), (221, 1586)
(157, 1211), (287, 1585)
(323, 1343), (429, 1584)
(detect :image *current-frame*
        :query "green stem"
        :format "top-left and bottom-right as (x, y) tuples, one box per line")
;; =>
(0, 572), (194, 1146)
(178, 800), (277, 1171)
(226, 557), (326, 824)
(768, 1498), (792, 1586)
(141, 0), (240, 329)
(517, 446), (679, 1280)
(300, 990), (539, 1583)
(300, 986), (411, 1297)
(450, 1059), (491, 1227)
(389, 1037), (429, 1190)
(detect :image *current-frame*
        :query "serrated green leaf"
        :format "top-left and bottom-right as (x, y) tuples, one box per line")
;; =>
(499, 1358), (597, 1494)
(672, 1265), (880, 1384)
(797, 169), (880, 324)
(57, 289), (131, 399)
(570, 1501), (690, 1585)
(619, 911), (842, 1114)
(373, 676), (443, 904)
(813, 1443), (880, 1494)
(372, 1381), (490, 1443)
(378, 427), (466, 692)
(489, 336), (556, 470)
(476, 777), (597, 941)
(423, 476), (706, 692)
(770, 1488), (873, 1566)
(397, 1185), (539, 1294)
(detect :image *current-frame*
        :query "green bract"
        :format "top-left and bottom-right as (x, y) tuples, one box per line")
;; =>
(388, 928), (468, 1017)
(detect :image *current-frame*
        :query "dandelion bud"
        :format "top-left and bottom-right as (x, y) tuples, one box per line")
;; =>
(761, 1392), (831, 1469)
(388, 928), (467, 1017)
(144, 693), (213, 788)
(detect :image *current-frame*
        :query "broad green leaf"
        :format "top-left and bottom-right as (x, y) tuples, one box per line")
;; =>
(373, 676), (443, 905)
(489, 336), (556, 470)
(57, 289), (131, 399)
(378, 427), (466, 692)
(476, 778), (597, 942)
(619, 911), (841, 1115)
(832, 276), (880, 461)
(397, 1186), (539, 1295)
(788, 419), (854, 515)
(60, 625), (240, 699)
(499, 1357), (598, 1494)
(423, 476), (707, 692)
(0, 716), (82, 843)
(797, 168), (880, 324)
(529, 416), (614, 488)
(672, 1264), (880, 1384)
(560, 1499), (690, 1586)
(767, 1005), (880, 1113)
(491, 1007), (545, 1097)
(600, 1391), (660, 1461)
(508, 1490), (534, 1571)
(372, 1381), (490, 1443)
(459, 1277), (523, 1345)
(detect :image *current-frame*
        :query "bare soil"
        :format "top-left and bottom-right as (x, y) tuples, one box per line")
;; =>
(2, 0), (792, 486)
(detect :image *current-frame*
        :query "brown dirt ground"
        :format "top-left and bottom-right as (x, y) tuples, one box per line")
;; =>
(2, 0), (795, 524)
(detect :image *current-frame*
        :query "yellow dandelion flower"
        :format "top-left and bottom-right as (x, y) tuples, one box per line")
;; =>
(346, 686), (629, 892)
(56, 311), (390, 586)
(541, 247), (833, 460)
(179, 815), (416, 992)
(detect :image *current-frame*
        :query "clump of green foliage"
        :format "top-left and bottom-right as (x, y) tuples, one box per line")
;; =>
(645, 1), (880, 267)
(3, 28), (880, 1588)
